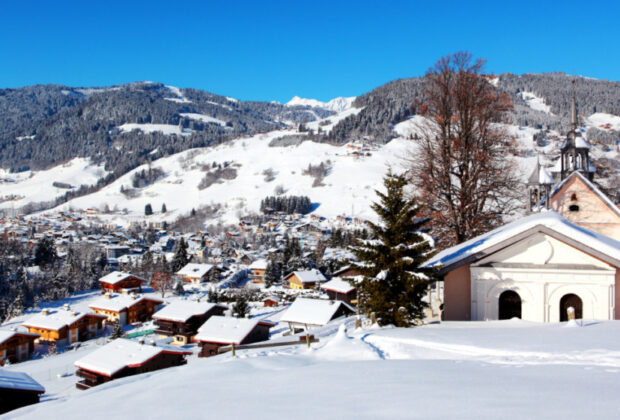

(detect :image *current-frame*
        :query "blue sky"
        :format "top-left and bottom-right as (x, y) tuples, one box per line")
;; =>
(1, 1), (619, 102)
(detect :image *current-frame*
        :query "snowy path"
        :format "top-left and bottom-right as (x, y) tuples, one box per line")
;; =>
(360, 321), (620, 369)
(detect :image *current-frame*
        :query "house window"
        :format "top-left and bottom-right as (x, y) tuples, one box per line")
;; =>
(569, 204), (579, 212)
(570, 193), (577, 201)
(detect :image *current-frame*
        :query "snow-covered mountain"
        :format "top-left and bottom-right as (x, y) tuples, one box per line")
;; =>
(286, 96), (356, 112)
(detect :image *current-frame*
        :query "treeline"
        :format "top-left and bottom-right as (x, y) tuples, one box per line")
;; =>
(259, 195), (312, 214)
(0, 237), (108, 322)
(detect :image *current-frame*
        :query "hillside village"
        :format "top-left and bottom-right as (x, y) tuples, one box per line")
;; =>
(1, 84), (620, 416)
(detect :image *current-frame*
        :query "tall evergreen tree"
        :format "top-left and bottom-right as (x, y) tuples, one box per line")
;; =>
(34, 237), (57, 268)
(263, 259), (280, 288)
(171, 238), (189, 272)
(232, 295), (249, 318)
(350, 171), (439, 327)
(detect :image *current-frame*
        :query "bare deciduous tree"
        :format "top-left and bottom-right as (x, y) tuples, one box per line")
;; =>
(410, 52), (520, 247)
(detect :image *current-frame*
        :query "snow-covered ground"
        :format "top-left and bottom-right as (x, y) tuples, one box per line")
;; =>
(116, 123), (190, 136)
(0, 158), (107, 210)
(38, 123), (408, 226)
(585, 112), (620, 132)
(5, 317), (620, 419)
(286, 96), (356, 112)
(521, 91), (553, 114)
(179, 113), (228, 127)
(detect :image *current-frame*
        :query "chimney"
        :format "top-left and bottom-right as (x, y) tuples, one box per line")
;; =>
(63, 303), (70, 311)
(149, 340), (156, 347)
(42, 309), (49, 316)
(104, 293), (111, 300)
(138, 338), (145, 345)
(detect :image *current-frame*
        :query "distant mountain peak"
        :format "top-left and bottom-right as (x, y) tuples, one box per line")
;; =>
(286, 96), (356, 112)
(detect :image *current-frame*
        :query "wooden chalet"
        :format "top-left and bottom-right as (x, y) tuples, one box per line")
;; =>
(263, 296), (281, 307)
(89, 294), (163, 326)
(98, 271), (144, 293)
(248, 259), (268, 283)
(75, 338), (191, 390)
(332, 265), (361, 279)
(284, 269), (327, 290)
(320, 277), (357, 305)
(152, 301), (227, 345)
(22, 307), (107, 345)
(280, 298), (355, 333)
(195, 316), (274, 357)
(0, 330), (40, 366)
(176, 263), (215, 284)
(0, 370), (45, 414)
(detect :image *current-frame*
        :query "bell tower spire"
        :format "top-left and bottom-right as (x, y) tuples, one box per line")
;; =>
(570, 79), (577, 131)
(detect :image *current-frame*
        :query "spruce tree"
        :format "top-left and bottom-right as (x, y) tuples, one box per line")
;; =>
(174, 281), (185, 296)
(145, 203), (153, 216)
(208, 287), (220, 303)
(111, 321), (124, 339)
(350, 171), (439, 327)
(34, 237), (57, 268)
(171, 238), (189, 272)
(264, 261), (278, 288)
(233, 295), (249, 318)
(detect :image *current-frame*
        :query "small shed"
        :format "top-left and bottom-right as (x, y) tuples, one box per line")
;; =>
(263, 296), (281, 308)
(0, 370), (45, 414)
(195, 316), (274, 357)
(280, 298), (355, 332)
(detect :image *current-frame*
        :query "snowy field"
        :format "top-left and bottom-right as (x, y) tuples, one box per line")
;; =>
(0, 158), (107, 210)
(4, 314), (620, 419)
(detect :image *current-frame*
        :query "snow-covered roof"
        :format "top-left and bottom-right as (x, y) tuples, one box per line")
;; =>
(0, 329), (39, 344)
(89, 294), (163, 312)
(176, 263), (213, 278)
(153, 301), (225, 322)
(424, 211), (620, 271)
(538, 167), (555, 184)
(98, 271), (143, 285)
(0, 370), (45, 393)
(248, 259), (267, 270)
(75, 338), (189, 377)
(280, 298), (354, 326)
(320, 277), (356, 294)
(194, 316), (273, 345)
(574, 134), (591, 149)
(285, 269), (327, 283)
(23, 309), (103, 331)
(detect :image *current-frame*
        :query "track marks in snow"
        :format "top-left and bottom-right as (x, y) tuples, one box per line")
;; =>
(363, 334), (620, 368)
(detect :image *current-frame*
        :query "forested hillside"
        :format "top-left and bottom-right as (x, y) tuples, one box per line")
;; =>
(0, 82), (332, 173)
(324, 72), (620, 145)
